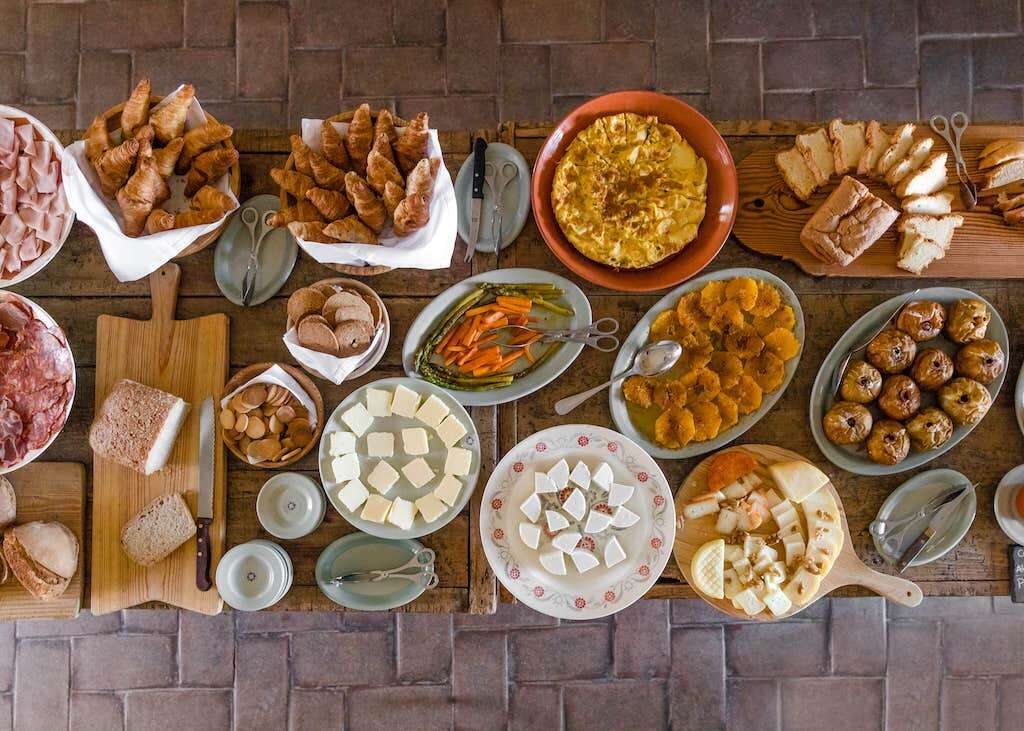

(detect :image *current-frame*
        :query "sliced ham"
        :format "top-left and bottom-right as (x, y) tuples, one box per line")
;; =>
(0, 212), (26, 243)
(0, 119), (14, 154)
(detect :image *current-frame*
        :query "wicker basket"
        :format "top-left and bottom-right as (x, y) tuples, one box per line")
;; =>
(96, 95), (241, 258)
(278, 109), (412, 277)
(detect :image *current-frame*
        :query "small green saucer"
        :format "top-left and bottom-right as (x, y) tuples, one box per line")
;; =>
(214, 194), (297, 307)
(315, 533), (431, 611)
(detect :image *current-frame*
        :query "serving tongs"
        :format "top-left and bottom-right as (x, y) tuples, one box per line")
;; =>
(495, 317), (620, 352)
(929, 112), (978, 210)
(330, 548), (438, 589)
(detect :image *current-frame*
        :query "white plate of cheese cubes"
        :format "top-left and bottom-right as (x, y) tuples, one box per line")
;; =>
(318, 377), (481, 539)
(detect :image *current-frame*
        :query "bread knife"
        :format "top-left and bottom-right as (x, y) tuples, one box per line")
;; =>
(196, 395), (215, 591)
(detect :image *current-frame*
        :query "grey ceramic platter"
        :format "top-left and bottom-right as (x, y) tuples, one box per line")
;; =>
(214, 194), (297, 307)
(454, 142), (531, 253)
(315, 533), (431, 611)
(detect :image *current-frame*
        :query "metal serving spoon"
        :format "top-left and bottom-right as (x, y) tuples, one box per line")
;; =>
(553, 340), (682, 416)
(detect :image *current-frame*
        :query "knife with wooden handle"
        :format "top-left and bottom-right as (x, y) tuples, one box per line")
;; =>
(196, 395), (215, 591)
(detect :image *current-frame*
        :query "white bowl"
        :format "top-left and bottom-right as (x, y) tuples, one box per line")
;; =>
(256, 473), (325, 540)
(215, 540), (292, 611)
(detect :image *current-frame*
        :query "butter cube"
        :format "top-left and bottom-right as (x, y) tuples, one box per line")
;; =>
(366, 432), (394, 458)
(402, 427), (430, 456)
(434, 475), (463, 506)
(360, 494), (392, 523)
(390, 384), (420, 418)
(328, 431), (356, 456)
(444, 447), (472, 476)
(387, 496), (417, 530)
(337, 479), (369, 512)
(435, 414), (467, 448)
(341, 402), (374, 437)
(415, 394), (450, 429)
(329, 453), (360, 483)
(366, 460), (400, 495)
(365, 387), (393, 417)
(402, 457), (435, 489)
(415, 494), (447, 523)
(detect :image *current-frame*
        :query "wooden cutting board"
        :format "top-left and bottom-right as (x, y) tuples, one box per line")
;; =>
(0, 462), (84, 620)
(733, 124), (1024, 278)
(673, 444), (922, 620)
(91, 263), (229, 615)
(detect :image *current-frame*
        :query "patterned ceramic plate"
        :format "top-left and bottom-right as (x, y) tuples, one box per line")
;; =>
(480, 424), (675, 620)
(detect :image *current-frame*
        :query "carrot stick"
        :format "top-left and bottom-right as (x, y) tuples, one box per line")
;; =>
(483, 316), (508, 331)
(475, 333), (498, 346)
(524, 345), (536, 363)
(496, 296), (532, 310)
(456, 346), (480, 366)
(464, 304), (498, 317)
(495, 350), (525, 370)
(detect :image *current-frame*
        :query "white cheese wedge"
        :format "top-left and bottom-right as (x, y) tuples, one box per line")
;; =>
(571, 550), (600, 574)
(402, 457), (436, 489)
(607, 483), (634, 507)
(591, 462), (614, 490)
(762, 587), (792, 617)
(328, 431), (356, 456)
(366, 460), (400, 495)
(722, 567), (743, 600)
(552, 530), (581, 554)
(604, 536), (627, 567)
(520, 493), (542, 522)
(545, 509), (570, 532)
(340, 402), (374, 437)
(366, 432), (394, 458)
(360, 494), (392, 523)
(569, 461), (591, 489)
(611, 505), (640, 528)
(330, 453), (360, 484)
(768, 460), (829, 504)
(732, 587), (766, 616)
(716, 508), (739, 535)
(547, 459), (570, 490)
(434, 475), (463, 507)
(415, 494), (447, 523)
(337, 479), (369, 512)
(584, 509), (613, 534)
(539, 549), (567, 576)
(365, 387), (393, 417)
(773, 506), (799, 531)
(414, 394), (450, 429)
(444, 447), (472, 476)
(563, 488), (587, 521)
(534, 472), (556, 494)
(401, 427), (429, 456)
(390, 384), (421, 418)
(435, 414), (467, 448)
(519, 521), (542, 549)
(757, 544), (779, 565)
(387, 496), (417, 530)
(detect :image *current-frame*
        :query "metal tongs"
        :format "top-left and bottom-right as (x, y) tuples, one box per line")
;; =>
(929, 112), (978, 210)
(239, 208), (277, 306)
(496, 317), (620, 352)
(330, 548), (438, 589)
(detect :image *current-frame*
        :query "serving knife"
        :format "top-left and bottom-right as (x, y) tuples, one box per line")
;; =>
(896, 484), (973, 573)
(196, 395), (216, 591)
(463, 137), (488, 263)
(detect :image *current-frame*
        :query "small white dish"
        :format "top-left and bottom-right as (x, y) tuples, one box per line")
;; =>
(215, 540), (292, 611)
(995, 464), (1024, 544)
(256, 472), (325, 540)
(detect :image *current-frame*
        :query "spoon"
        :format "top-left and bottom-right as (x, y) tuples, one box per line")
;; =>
(553, 340), (682, 416)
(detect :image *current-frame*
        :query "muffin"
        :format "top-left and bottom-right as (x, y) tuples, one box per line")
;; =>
(945, 299), (990, 344)
(839, 360), (883, 404)
(956, 339), (1005, 385)
(866, 420), (910, 465)
(823, 401), (873, 445)
(906, 407), (954, 451)
(938, 377), (992, 426)
(897, 300), (946, 342)
(910, 348), (954, 391)
(866, 329), (916, 374)
(877, 375), (921, 421)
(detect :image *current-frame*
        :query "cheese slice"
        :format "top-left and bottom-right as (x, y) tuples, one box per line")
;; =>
(768, 461), (829, 504)
(604, 536), (627, 567)
(414, 394), (450, 429)
(534, 472), (556, 494)
(329, 453), (360, 484)
(569, 461), (591, 489)
(783, 566), (822, 607)
(366, 460), (399, 494)
(545, 510), (570, 532)
(539, 549), (567, 575)
(402, 457), (435, 489)
(444, 447), (473, 477)
(547, 459), (570, 490)
(591, 462), (614, 490)
(390, 384), (421, 418)
(552, 530), (582, 554)
(584, 510), (613, 534)
(519, 521), (541, 549)
(328, 431), (356, 456)
(435, 414), (467, 448)
(434, 475), (463, 507)
(732, 587), (766, 616)
(520, 493), (542, 522)
(607, 483), (634, 507)
(387, 496), (417, 530)
(340, 403), (374, 437)
(570, 550), (600, 574)
(563, 488), (587, 521)
(365, 387), (393, 417)
(366, 432), (394, 458)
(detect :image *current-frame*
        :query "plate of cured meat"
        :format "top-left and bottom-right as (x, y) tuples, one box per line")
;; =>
(0, 106), (74, 287)
(0, 292), (76, 473)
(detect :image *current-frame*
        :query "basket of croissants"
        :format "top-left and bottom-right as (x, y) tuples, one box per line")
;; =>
(270, 104), (450, 276)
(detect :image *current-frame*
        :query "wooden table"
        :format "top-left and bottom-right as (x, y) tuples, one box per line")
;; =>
(26, 121), (1018, 615)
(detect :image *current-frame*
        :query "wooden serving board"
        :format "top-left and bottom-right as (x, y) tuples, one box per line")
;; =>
(733, 124), (1024, 278)
(91, 263), (229, 615)
(673, 444), (922, 620)
(0, 463), (85, 620)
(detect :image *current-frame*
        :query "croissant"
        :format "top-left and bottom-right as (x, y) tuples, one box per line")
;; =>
(121, 79), (151, 140)
(84, 116), (110, 165)
(324, 215), (378, 244)
(393, 194), (430, 236)
(117, 158), (164, 236)
(344, 104), (373, 175)
(133, 124), (155, 146)
(190, 185), (234, 213)
(309, 152), (346, 190)
(144, 208), (175, 234)
(145, 208), (222, 234)
(95, 138), (139, 197)
(150, 84), (195, 144)
(287, 221), (339, 243)
(271, 167), (315, 199)
(268, 201), (322, 228)
(185, 147), (238, 196)
(153, 137), (184, 177)
(393, 112), (429, 175)
(374, 109), (398, 146)
(366, 134), (403, 195)
(178, 122), (233, 174)
(383, 181), (405, 217)
(320, 121), (350, 169)
(305, 187), (350, 220)
(289, 134), (314, 176)
(406, 157), (441, 198)
(344, 171), (386, 233)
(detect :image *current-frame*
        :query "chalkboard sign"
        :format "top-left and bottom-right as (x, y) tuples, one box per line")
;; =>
(1011, 545), (1024, 603)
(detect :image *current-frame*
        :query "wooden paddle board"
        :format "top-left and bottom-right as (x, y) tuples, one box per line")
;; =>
(0, 462), (84, 620)
(673, 444), (921, 620)
(734, 124), (1024, 278)
(91, 263), (229, 615)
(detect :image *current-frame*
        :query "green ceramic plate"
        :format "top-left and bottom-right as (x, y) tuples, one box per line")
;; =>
(214, 194), (297, 307)
(315, 533), (430, 610)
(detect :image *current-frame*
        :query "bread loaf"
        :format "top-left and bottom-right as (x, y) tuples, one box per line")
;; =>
(3, 521), (79, 600)
(799, 175), (898, 266)
(121, 493), (197, 567)
(89, 379), (189, 475)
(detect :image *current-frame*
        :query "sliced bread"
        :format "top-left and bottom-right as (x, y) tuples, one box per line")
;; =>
(884, 137), (934, 187)
(994, 191), (1024, 212)
(827, 119), (866, 175)
(982, 158), (1024, 191)
(796, 128), (834, 186)
(895, 151), (948, 198)
(121, 493), (197, 567)
(858, 120), (888, 176)
(875, 123), (916, 178)
(896, 214), (964, 275)
(979, 139), (1024, 169)
(775, 146), (818, 201)
(902, 190), (954, 215)
(89, 379), (189, 475)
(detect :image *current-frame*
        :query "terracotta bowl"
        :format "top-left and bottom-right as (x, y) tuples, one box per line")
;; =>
(530, 91), (738, 293)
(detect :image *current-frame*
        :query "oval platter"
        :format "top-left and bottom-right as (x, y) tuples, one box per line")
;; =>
(402, 268), (591, 407)
(809, 287), (1009, 476)
(609, 267), (805, 460)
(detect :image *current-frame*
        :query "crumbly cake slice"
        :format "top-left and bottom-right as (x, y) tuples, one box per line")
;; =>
(796, 128), (834, 186)
(896, 214), (964, 274)
(775, 146), (818, 201)
(827, 119), (866, 175)
(858, 121), (888, 176)
(884, 137), (934, 187)
(875, 123), (916, 177)
(901, 190), (954, 214)
(895, 151), (948, 198)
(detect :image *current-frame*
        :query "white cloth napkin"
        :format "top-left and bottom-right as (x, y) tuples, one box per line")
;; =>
(60, 85), (238, 282)
(283, 323), (385, 385)
(220, 364), (318, 431)
(293, 117), (456, 269)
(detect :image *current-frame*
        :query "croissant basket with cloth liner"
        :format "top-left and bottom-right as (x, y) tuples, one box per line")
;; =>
(271, 105), (457, 276)
(60, 80), (241, 282)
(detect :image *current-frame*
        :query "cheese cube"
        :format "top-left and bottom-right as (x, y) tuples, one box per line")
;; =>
(571, 550), (600, 573)
(723, 544), (745, 564)
(435, 414), (467, 448)
(415, 394), (450, 429)
(715, 508), (739, 535)
(569, 460), (591, 489)
(722, 567), (743, 600)
(764, 489), (783, 509)
(604, 536), (627, 567)
(584, 509), (613, 534)
(387, 496), (417, 530)
(329, 453), (360, 483)
(402, 457), (435, 489)
(539, 549), (567, 576)
(360, 494), (392, 523)
(563, 488), (587, 521)
(607, 483), (634, 507)
(434, 475), (463, 507)
(328, 431), (356, 456)
(444, 447), (472, 476)
(545, 509), (570, 532)
(337, 479), (369, 512)
(610, 505), (639, 528)
(520, 493), (542, 522)
(365, 387), (393, 417)
(591, 462), (614, 490)
(415, 494), (447, 523)
(519, 522), (541, 549)
(552, 530), (581, 553)
(762, 588), (792, 617)
(366, 460), (399, 495)
(402, 427), (429, 456)
(366, 432), (394, 458)
(547, 459), (570, 489)
(534, 472), (556, 494)
(340, 402), (374, 437)
(390, 384), (421, 418)
(732, 557), (755, 584)
(732, 587), (766, 616)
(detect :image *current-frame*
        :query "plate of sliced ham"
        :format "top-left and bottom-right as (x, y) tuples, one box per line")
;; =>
(0, 106), (74, 288)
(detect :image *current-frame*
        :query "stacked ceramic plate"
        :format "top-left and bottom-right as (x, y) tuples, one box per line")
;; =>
(215, 539), (293, 611)
(256, 473), (326, 539)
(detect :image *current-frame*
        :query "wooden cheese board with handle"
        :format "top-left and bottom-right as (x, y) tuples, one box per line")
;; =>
(733, 124), (1024, 278)
(673, 444), (922, 620)
(0, 462), (85, 620)
(91, 263), (229, 615)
